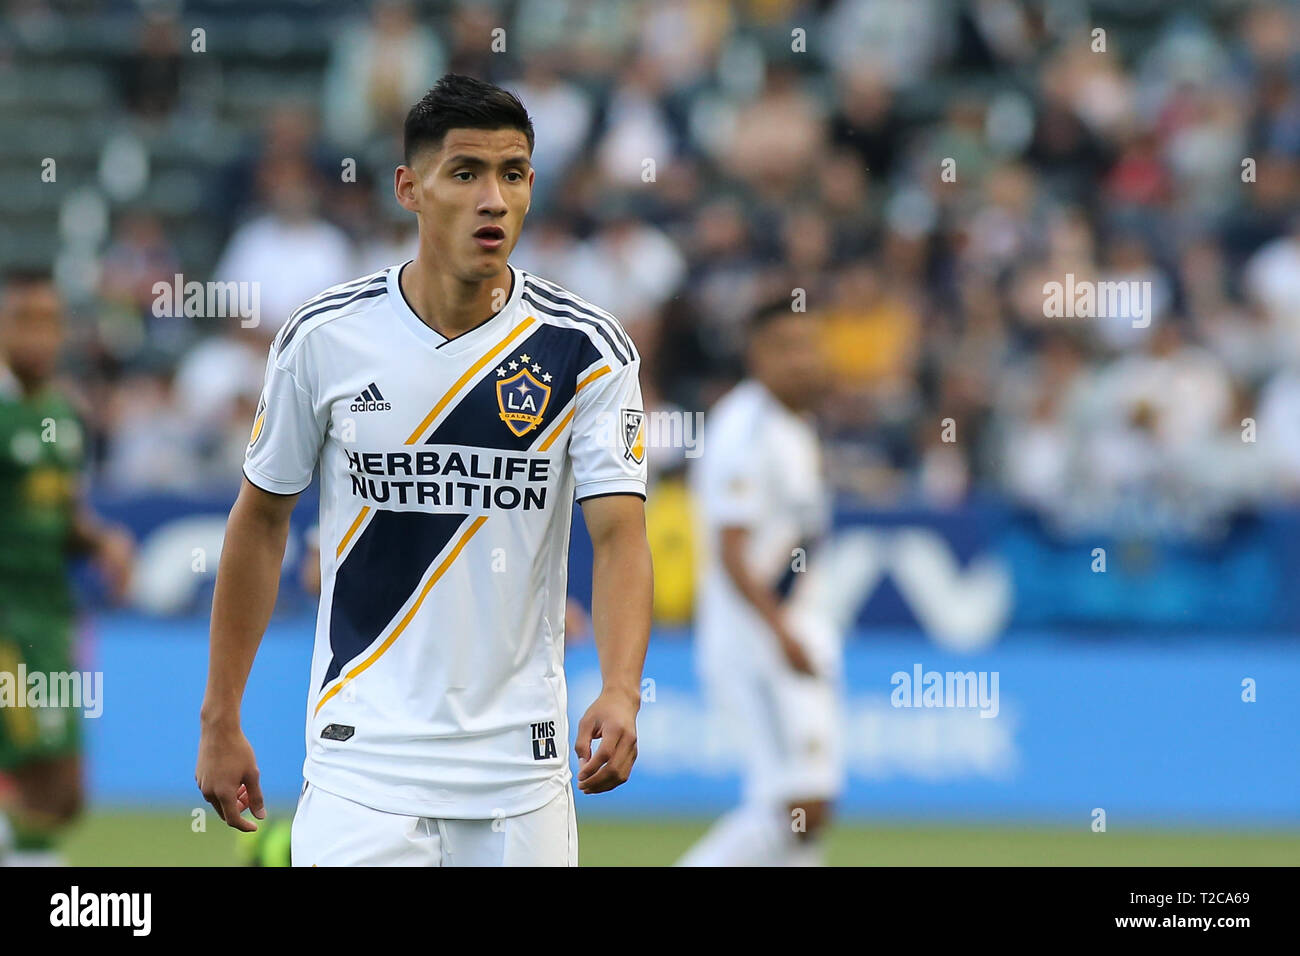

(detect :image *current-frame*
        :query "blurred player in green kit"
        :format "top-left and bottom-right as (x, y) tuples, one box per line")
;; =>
(0, 271), (134, 866)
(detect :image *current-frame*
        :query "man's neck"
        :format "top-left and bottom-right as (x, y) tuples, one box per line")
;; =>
(400, 254), (513, 340)
(2, 370), (45, 401)
(755, 377), (806, 415)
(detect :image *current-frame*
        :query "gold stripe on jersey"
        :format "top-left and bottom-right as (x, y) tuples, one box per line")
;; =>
(576, 364), (611, 391)
(336, 505), (371, 558)
(532, 363), (610, 452)
(536, 404), (575, 452)
(403, 317), (538, 445)
(314, 514), (489, 716)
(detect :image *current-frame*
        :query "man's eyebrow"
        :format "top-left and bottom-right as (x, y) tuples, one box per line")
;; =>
(444, 154), (532, 169)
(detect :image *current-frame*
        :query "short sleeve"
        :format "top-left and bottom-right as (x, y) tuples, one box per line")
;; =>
(695, 415), (762, 530)
(243, 344), (327, 495)
(569, 359), (648, 501)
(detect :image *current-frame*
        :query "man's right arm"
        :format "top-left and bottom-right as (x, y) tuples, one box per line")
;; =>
(195, 477), (298, 831)
(702, 423), (817, 677)
(717, 525), (816, 676)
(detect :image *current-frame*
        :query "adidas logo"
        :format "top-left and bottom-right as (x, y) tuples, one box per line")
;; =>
(350, 383), (391, 413)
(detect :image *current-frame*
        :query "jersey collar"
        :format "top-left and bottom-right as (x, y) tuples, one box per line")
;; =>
(388, 261), (523, 357)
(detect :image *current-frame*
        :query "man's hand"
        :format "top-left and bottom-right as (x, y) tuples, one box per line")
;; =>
(92, 525), (135, 604)
(774, 617), (817, 677)
(577, 494), (651, 794)
(198, 478), (297, 832)
(574, 686), (639, 794)
(195, 721), (266, 832)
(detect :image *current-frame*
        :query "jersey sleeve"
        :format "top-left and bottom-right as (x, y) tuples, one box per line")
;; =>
(569, 358), (649, 501)
(243, 343), (327, 495)
(696, 413), (763, 529)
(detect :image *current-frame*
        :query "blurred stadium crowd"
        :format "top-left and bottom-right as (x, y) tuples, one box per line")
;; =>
(4, 0), (1300, 539)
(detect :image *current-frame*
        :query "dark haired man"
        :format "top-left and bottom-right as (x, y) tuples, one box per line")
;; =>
(679, 302), (844, 867)
(0, 272), (134, 865)
(197, 75), (652, 866)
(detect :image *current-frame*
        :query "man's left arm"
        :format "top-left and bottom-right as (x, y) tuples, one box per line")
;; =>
(573, 493), (652, 794)
(68, 495), (135, 603)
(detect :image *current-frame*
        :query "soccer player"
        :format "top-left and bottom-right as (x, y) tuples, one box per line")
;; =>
(196, 75), (653, 866)
(0, 271), (134, 866)
(678, 301), (843, 867)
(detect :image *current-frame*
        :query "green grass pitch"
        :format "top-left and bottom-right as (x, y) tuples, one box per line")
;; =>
(58, 809), (1300, 866)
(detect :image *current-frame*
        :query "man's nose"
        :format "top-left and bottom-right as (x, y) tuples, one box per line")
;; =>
(478, 180), (508, 214)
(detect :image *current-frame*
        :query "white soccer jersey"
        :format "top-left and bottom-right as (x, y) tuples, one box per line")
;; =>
(692, 380), (835, 678)
(244, 262), (647, 819)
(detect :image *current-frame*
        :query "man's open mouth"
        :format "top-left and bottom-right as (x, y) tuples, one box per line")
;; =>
(474, 225), (506, 243)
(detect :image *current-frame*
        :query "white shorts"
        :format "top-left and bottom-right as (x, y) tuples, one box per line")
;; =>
(291, 782), (578, 867)
(704, 662), (844, 807)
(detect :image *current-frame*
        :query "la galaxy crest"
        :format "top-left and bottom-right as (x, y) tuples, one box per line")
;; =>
(496, 353), (552, 436)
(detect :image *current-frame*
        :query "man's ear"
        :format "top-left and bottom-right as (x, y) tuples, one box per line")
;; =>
(394, 164), (418, 213)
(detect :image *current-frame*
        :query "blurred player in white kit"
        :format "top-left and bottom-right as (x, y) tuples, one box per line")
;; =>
(678, 301), (844, 867)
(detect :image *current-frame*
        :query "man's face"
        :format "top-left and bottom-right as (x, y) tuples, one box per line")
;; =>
(396, 127), (534, 281)
(0, 281), (64, 385)
(750, 312), (826, 409)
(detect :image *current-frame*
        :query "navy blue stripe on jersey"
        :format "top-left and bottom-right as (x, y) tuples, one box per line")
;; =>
(370, 383), (384, 401)
(360, 387), (374, 402)
(774, 537), (818, 600)
(423, 322), (601, 451)
(521, 290), (629, 366)
(524, 275), (636, 359)
(273, 274), (377, 351)
(277, 278), (387, 355)
(323, 510), (469, 690)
